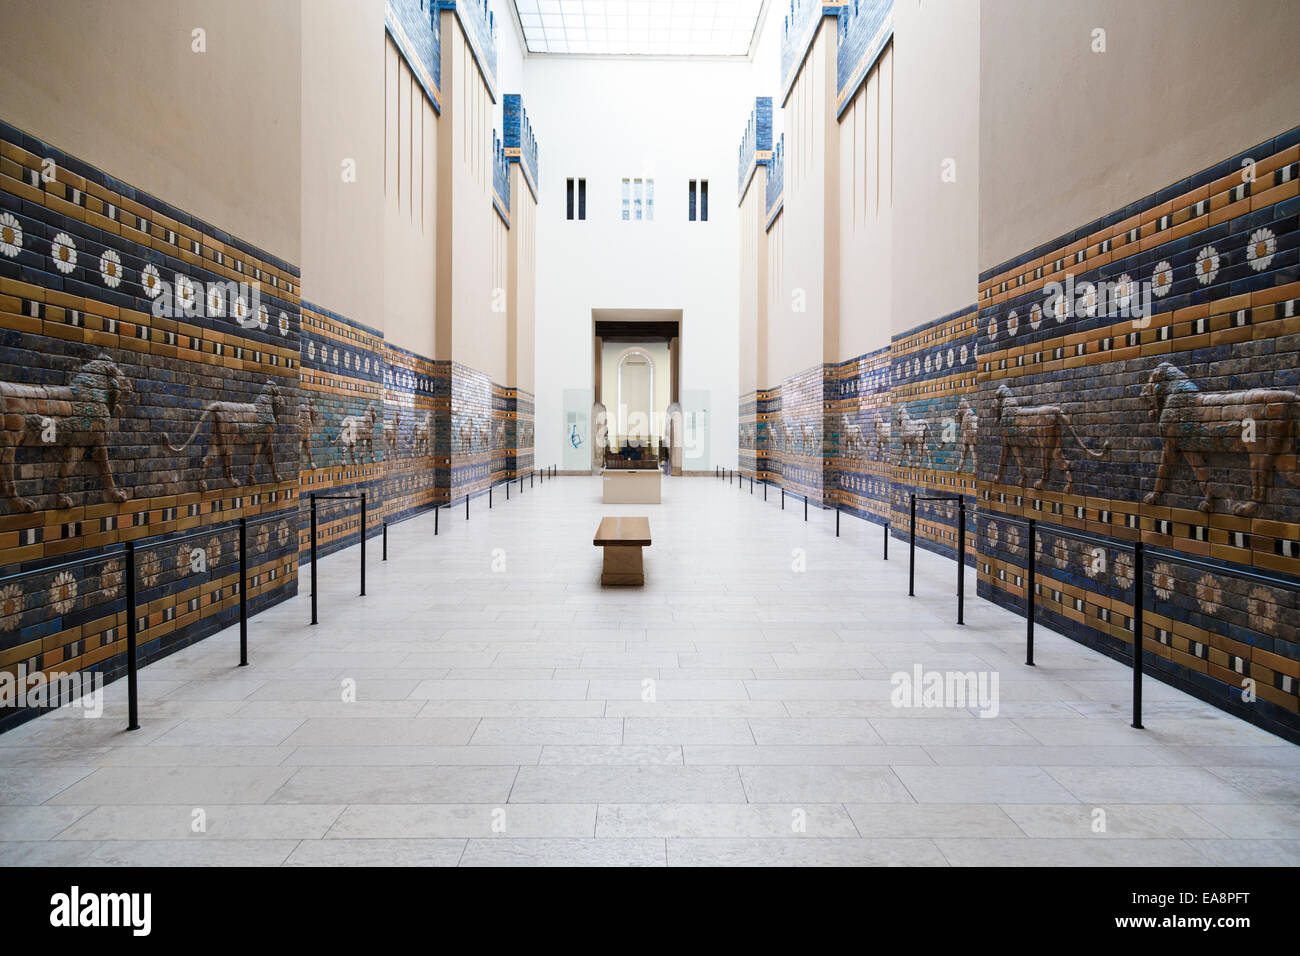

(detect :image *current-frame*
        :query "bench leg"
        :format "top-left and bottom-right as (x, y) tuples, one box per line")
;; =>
(600, 545), (644, 586)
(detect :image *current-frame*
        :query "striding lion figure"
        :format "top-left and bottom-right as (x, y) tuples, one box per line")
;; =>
(873, 416), (892, 462)
(895, 406), (934, 468)
(411, 410), (433, 457)
(167, 382), (287, 491)
(839, 415), (866, 459)
(0, 354), (132, 511)
(1141, 361), (1300, 516)
(299, 397), (321, 470)
(955, 397), (979, 473)
(992, 383), (1110, 493)
(329, 406), (381, 465)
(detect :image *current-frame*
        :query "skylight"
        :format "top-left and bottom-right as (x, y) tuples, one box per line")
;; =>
(512, 0), (766, 57)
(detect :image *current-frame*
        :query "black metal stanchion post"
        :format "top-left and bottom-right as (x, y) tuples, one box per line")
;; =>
(125, 540), (139, 730)
(490, 486), (493, 508)
(1026, 517), (1036, 665)
(781, 488), (785, 510)
(360, 493), (367, 597)
(884, 520), (889, 560)
(908, 494), (916, 597)
(506, 480), (510, 501)
(466, 493), (470, 519)
(435, 502), (440, 536)
(383, 521), (388, 561)
(836, 507), (840, 537)
(238, 518), (249, 667)
(1132, 541), (1145, 730)
(310, 494), (318, 625)
(531, 472), (534, 488)
(956, 497), (966, 625)
(804, 495), (808, 522)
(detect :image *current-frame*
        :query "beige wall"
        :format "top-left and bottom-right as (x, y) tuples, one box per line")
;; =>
(763, 210), (785, 388)
(980, 0), (1300, 271)
(507, 167), (536, 391)
(302, 0), (385, 329)
(837, 44), (893, 358)
(774, 27), (839, 380)
(738, 168), (767, 393)
(438, 11), (508, 382)
(893, 0), (980, 328)
(0, 0), (301, 261)
(383, 36), (439, 357)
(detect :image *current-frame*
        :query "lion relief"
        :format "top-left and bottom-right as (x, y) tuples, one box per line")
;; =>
(0, 354), (132, 512)
(992, 383), (1110, 493)
(1141, 361), (1300, 516)
(167, 382), (287, 491)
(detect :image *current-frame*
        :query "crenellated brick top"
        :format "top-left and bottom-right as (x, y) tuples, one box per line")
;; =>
(737, 97), (774, 202)
(766, 135), (785, 227)
(780, 0), (848, 102)
(504, 94), (540, 201)
(385, 0), (443, 111)
(493, 130), (511, 224)
(835, 0), (893, 117)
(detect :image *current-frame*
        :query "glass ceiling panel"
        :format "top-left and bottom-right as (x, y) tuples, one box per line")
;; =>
(513, 0), (765, 56)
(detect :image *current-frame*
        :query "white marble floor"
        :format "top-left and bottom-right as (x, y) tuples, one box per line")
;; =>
(2, 476), (1298, 867)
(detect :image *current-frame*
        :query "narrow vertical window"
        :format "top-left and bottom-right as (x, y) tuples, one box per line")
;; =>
(634, 178), (643, 221)
(688, 180), (697, 221)
(621, 178), (630, 221)
(567, 178), (586, 221)
(700, 180), (708, 222)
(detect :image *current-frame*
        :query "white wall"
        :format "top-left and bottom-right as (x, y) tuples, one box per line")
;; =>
(494, 0), (526, 111)
(528, 56), (759, 471)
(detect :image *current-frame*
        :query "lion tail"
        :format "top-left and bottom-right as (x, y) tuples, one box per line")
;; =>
(1067, 418), (1111, 459)
(165, 408), (211, 454)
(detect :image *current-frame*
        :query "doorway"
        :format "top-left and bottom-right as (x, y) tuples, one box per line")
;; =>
(591, 309), (682, 475)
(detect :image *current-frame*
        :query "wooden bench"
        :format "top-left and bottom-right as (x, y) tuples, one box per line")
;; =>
(593, 516), (651, 586)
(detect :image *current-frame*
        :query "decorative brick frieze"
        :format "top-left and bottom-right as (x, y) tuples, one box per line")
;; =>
(0, 119), (299, 733)
(975, 126), (1300, 739)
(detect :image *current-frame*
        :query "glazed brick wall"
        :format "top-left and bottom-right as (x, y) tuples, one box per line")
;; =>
(0, 119), (300, 733)
(888, 306), (980, 561)
(773, 364), (831, 505)
(975, 125), (1300, 740)
(383, 342), (444, 524)
(828, 345), (891, 524)
(738, 390), (759, 479)
(297, 304), (386, 562)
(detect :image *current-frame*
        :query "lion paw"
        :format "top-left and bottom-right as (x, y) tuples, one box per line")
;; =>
(1143, 492), (1158, 505)
(108, 488), (127, 503)
(1233, 501), (1258, 517)
(56, 494), (73, 509)
(14, 496), (36, 513)
(1197, 499), (1213, 514)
